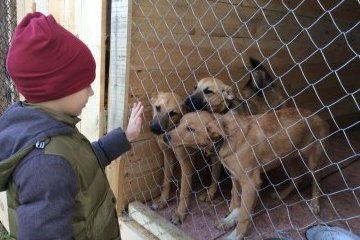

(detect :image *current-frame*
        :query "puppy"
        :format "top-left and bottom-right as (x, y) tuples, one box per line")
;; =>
(150, 92), (186, 212)
(182, 57), (288, 216)
(150, 92), (216, 224)
(164, 109), (329, 239)
(184, 58), (286, 115)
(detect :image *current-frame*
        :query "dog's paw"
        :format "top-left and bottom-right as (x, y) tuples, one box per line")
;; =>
(221, 229), (244, 240)
(150, 199), (167, 210)
(309, 200), (320, 215)
(199, 189), (216, 202)
(216, 217), (237, 231)
(216, 208), (239, 230)
(171, 212), (185, 225)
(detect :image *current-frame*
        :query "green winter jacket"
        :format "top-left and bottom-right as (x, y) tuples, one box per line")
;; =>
(0, 103), (127, 239)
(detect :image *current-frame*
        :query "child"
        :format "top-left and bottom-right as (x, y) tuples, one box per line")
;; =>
(0, 12), (143, 239)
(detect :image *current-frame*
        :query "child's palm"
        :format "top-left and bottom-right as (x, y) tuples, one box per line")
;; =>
(126, 102), (144, 141)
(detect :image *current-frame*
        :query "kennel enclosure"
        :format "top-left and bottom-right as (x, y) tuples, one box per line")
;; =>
(0, 0), (359, 239)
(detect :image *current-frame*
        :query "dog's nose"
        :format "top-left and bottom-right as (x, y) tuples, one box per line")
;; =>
(163, 133), (171, 144)
(150, 123), (164, 135)
(184, 97), (191, 106)
(184, 97), (196, 111)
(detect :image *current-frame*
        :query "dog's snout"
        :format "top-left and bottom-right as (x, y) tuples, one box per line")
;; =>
(184, 96), (197, 111)
(184, 95), (205, 112)
(150, 123), (165, 135)
(184, 97), (191, 107)
(163, 133), (171, 144)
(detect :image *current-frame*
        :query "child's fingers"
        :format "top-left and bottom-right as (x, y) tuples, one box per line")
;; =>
(132, 104), (143, 119)
(130, 102), (142, 118)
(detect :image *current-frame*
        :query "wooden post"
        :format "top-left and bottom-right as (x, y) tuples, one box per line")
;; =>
(106, 0), (132, 212)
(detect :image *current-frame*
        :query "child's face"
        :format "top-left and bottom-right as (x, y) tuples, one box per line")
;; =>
(59, 86), (94, 116)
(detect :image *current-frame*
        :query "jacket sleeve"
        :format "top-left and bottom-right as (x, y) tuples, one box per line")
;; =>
(91, 127), (132, 168)
(13, 150), (78, 240)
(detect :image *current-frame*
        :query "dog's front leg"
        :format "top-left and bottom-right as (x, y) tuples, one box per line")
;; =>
(199, 155), (221, 202)
(216, 177), (241, 231)
(230, 170), (261, 240)
(171, 147), (193, 224)
(229, 177), (241, 212)
(151, 148), (176, 210)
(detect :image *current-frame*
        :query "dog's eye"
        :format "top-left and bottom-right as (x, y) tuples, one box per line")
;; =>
(156, 106), (161, 112)
(186, 126), (195, 132)
(194, 85), (197, 90)
(203, 87), (213, 94)
(169, 111), (177, 117)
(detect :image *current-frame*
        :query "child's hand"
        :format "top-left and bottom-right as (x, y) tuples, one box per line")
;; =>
(125, 101), (144, 142)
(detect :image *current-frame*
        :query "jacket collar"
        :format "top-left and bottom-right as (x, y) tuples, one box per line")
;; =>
(23, 102), (80, 126)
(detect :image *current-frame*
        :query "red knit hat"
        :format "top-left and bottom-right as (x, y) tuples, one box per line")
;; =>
(6, 12), (96, 103)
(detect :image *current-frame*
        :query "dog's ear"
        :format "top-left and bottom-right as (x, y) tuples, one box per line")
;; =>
(206, 120), (223, 139)
(222, 86), (235, 100)
(251, 70), (268, 90)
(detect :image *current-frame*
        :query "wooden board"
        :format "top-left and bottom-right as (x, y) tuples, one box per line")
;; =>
(119, 215), (158, 240)
(129, 201), (194, 240)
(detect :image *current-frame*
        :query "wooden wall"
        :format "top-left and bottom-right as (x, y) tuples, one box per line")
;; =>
(114, 0), (359, 210)
(15, 0), (107, 141)
(129, 0), (359, 121)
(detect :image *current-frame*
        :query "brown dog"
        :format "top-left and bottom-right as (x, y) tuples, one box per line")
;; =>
(150, 92), (219, 224)
(184, 58), (287, 115)
(163, 108), (329, 239)
(150, 92), (186, 212)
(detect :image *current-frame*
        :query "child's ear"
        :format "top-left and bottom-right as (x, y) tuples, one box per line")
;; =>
(206, 120), (223, 139)
(222, 86), (235, 100)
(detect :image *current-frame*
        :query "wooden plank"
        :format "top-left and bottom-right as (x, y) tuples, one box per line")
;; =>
(119, 215), (158, 240)
(74, 0), (103, 142)
(219, 0), (359, 23)
(33, 0), (49, 14)
(120, 139), (163, 204)
(129, 201), (194, 240)
(0, 192), (9, 232)
(123, 140), (164, 175)
(107, 0), (133, 212)
(16, 0), (35, 21)
(16, 0), (25, 21)
(98, 0), (108, 137)
(132, 0), (358, 41)
(64, 0), (76, 32)
(122, 169), (163, 203)
(129, 33), (357, 72)
(128, 61), (358, 94)
(48, 0), (64, 23)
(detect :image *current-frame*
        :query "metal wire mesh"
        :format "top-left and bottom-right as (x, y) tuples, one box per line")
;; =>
(109, 0), (360, 239)
(0, 0), (18, 115)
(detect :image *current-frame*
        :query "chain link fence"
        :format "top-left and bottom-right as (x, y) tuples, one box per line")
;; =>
(0, 0), (18, 115)
(120, 0), (360, 239)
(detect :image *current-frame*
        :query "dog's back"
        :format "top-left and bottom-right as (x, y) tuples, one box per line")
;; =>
(219, 108), (329, 170)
